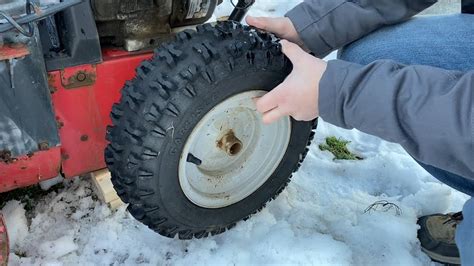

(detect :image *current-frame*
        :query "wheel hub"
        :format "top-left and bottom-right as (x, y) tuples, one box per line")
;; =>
(217, 129), (243, 156)
(178, 90), (291, 208)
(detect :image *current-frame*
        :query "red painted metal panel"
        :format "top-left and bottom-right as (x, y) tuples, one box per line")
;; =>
(50, 50), (153, 177)
(0, 147), (61, 193)
(0, 49), (152, 192)
(0, 44), (29, 60)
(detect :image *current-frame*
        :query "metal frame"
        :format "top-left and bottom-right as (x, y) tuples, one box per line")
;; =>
(0, 48), (152, 192)
(49, 49), (153, 178)
(0, 0), (83, 33)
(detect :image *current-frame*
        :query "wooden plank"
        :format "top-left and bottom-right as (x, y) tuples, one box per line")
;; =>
(90, 169), (124, 210)
(0, 214), (8, 266)
(108, 198), (124, 210)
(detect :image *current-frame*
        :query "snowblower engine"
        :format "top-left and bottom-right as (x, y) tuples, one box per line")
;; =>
(92, 0), (222, 51)
(1, 0), (221, 52)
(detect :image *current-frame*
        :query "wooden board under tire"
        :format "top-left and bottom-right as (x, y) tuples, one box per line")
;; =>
(90, 169), (124, 210)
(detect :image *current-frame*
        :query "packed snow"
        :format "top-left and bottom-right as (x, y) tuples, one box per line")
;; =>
(2, 0), (470, 265)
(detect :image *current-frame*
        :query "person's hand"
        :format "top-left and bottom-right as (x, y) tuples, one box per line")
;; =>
(246, 16), (307, 50)
(255, 40), (327, 124)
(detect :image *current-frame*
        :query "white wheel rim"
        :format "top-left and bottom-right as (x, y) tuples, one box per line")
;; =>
(178, 90), (291, 208)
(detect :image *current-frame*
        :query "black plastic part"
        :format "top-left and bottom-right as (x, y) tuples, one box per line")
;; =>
(39, 0), (102, 71)
(170, 0), (218, 27)
(0, 27), (60, 156)
(462, 0), (474, 13)
(228, 0), (255, 22)
(40, 16), (61, 52)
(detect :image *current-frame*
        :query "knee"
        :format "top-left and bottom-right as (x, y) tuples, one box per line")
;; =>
(337, 30), (400, 65)
(461, 198), (474, 221)
(338, 16), (429, 65)
(338, 44), (370, 65)
(456, 198), (474, 265)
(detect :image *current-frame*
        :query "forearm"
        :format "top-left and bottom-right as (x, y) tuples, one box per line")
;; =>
(286, 0), (437, 57)
(319, 59), (474, 178)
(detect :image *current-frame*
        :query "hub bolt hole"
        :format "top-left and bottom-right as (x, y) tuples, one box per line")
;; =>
(228, 142), (243, 156)
(217, 129), (244, 156)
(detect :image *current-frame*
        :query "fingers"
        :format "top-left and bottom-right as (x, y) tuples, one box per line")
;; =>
(245, 16), (267, 30)
(255, 95), (276, 114)
(246, 16), (289, 36)
(251, 39), (312, 125)
(261, 107), (286, 124)
(254, 83), (290, 124)
(280, 40), (307, 64)
(254, 83), (286, 113)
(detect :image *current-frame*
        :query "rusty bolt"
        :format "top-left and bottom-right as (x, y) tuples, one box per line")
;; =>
(38, 142), (49, 151)
(49, 86), (57, 94)
(80, 135), (89, 141)
(57, 120), (64, 129)
(76, 72), (87, 82)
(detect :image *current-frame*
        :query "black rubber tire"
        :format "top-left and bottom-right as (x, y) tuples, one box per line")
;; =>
(105, 21), (317, 239)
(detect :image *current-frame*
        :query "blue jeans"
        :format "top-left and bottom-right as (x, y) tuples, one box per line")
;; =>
(338, 14), (474, 265)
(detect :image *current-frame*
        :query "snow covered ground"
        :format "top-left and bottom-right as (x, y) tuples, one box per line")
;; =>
(2, 1), (470, 265)
(3, 120), (469, 265)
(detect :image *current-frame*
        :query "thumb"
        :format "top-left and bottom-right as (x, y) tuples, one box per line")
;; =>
(280, 40), (307, 64)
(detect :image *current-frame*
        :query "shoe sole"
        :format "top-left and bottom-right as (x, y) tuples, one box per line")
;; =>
(421, 247), (461, 265)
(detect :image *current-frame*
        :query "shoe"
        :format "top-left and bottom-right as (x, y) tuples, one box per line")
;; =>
(417, 212), (463, 265)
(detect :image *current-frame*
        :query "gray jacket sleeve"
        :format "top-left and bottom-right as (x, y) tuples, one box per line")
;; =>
(286, 0), (437, 57)
(319, 60), (474, 179)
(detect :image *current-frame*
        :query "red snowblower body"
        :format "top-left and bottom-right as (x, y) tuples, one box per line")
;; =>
(0, 0), (231, 193)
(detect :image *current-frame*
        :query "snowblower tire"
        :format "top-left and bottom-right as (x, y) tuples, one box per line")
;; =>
(105, 21), (317, 239)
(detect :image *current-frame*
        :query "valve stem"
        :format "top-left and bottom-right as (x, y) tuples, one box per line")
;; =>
(187, 153), (202, 166)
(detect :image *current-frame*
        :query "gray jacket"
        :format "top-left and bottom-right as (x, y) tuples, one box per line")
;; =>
(286, 0), (473, 179)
